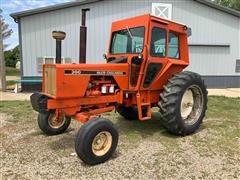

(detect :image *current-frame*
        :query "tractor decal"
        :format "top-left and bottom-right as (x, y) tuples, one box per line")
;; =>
(64, 69), (126, 76)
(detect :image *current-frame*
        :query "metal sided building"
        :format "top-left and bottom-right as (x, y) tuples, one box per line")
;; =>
(11, 0), (240, 91)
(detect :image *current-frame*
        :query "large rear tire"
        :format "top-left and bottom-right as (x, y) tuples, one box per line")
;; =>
(159, 71), (208, 135)
(75, 118), (118, 165)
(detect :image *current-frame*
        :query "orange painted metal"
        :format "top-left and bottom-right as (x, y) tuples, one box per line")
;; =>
(74, 106), (115, 123)
(42, 14), (190, 122)
(48, 94), (120, 109)
(43, 63), (129, 99)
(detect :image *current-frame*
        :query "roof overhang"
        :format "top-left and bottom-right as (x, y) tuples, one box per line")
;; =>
(10, 0), (102, 22)
(10, 0), (239, 23)
(194, 0), (240, 17)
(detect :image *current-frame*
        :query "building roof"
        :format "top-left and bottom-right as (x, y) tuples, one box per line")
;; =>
(10, 0), (240, 21)
(10, 0), (102, 21)
(194, 0), (240, 17)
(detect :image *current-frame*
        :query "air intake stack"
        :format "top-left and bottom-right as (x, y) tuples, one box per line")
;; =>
(52, 31), (66, 64)
(79, 8), (90, 64)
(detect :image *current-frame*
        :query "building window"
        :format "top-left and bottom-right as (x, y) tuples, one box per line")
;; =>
(150, 27), (166, 57)
(37, 57), (44, 72)
(37, 56), (72, 73)
(236, 59), (240, 73)
(168, 32), (180, 59)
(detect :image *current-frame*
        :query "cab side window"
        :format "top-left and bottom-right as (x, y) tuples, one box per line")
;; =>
(150, 27), (166, 57)
(168, 32), (180, 59)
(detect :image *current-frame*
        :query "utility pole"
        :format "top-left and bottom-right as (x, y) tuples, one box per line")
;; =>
(0, 16), (6, 92)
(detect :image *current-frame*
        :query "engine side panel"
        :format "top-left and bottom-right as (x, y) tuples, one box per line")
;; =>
(43, 63), (129, 99)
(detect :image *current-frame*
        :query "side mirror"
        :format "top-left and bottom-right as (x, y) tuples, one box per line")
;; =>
(187, 27), (192, 37)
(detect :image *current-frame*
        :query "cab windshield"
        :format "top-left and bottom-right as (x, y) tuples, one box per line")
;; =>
(110, 26), (145, 54)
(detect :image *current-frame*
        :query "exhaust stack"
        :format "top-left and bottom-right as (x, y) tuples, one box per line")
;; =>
(52, 31), (66, 64)
(79, 8), (90, 64)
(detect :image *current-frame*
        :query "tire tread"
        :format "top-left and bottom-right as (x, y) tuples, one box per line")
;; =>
(159, 71), (208, 135)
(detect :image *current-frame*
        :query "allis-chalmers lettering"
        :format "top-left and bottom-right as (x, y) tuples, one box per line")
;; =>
(64, 69), (126, 76)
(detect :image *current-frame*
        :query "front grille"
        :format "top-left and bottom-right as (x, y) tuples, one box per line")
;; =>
(44, 66), (56, 96)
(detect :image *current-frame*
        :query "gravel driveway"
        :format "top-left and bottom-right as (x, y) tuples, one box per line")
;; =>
(1, 98), (239, 179)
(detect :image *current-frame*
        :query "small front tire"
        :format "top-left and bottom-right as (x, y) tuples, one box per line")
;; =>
(75, 118), (118, 165)
(37, 112), (71, 136)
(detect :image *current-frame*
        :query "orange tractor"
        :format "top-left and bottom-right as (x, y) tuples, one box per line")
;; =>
(31, 13), (207, 165)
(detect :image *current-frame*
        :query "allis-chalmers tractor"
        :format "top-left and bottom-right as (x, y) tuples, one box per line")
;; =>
(31, 13), (207, 165)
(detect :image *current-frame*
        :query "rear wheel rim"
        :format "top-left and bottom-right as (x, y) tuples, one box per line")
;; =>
(48, 113), (66, 129)
(180, 85), (204, 125)
(92, 131), (112, 156)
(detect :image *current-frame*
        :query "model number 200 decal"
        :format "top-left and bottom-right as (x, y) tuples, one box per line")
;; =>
(64, 70), (126, 76)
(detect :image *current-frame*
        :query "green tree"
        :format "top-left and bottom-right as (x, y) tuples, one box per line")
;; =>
(0, 9), (13, 49)
(215, 0), (240, 11)
(4, 45), (19, 67)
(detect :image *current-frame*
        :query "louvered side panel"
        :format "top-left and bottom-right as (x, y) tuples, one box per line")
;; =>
(44, 66), (56, 96)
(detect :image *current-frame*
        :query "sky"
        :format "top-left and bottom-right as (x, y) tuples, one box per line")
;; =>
(1, 0), (74, 50)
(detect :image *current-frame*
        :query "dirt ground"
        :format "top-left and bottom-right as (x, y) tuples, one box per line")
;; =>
(1, 97), (239, 179)
(0, 92), (31, 101)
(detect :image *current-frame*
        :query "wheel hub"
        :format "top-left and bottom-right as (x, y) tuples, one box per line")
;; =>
(92, 131), (112, 156)
(48, 113), (66, 129)
(181, 89), (194, 119)
(180, 85), (204, 125)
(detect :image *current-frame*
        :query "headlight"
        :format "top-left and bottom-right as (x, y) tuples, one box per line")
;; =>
(109, 86), (114, 93)
(101, 86), (107, 94)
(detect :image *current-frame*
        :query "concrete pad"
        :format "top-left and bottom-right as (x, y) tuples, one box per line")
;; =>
(207, 88), (240, 98)
(0, 91), (31, 101)
(6, 76), (19, 81)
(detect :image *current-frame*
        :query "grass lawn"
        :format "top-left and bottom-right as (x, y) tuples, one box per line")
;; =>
(1, 96), (240, 179)
(6, 80), (16, 86)
(6, 67), (20, 76)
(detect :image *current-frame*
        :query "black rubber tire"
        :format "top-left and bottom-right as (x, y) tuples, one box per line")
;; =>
(75, 118), (118, 165)
(37, 112), (71, 136)
(159, 71), (208, 136)
(116, 105), (147, 120)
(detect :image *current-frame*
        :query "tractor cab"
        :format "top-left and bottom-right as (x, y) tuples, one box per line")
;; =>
(106, 14), (190, 90)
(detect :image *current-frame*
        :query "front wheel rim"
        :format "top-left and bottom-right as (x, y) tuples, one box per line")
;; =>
(180, 85), (204, 125)
(92, 131), (112, 156)
(48, 113), (66, 129)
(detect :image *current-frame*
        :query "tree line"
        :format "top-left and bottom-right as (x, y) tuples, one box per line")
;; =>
(215, 0), (240, 11)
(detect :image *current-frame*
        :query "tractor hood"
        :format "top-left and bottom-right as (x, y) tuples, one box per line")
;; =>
(43, 63), (129, 99)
